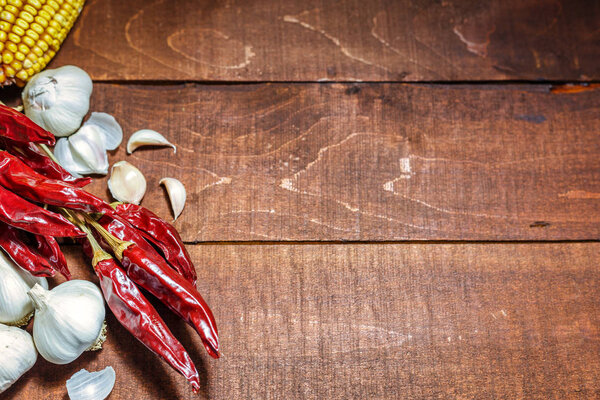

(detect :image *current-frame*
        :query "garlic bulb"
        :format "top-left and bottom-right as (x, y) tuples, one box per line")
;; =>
(66, 367), (116, 400)
(28, 281), (106, 365)
(0, 250), (48, 327)
(22, 66), (93, 137)
(127, 129), (176, 154)
(159, 178), (186, 221)
(0, 324), (37, 394)
(108, 161), (147, 204)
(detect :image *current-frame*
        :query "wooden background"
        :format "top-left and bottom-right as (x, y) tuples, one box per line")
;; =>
(3, 0), (600, 399)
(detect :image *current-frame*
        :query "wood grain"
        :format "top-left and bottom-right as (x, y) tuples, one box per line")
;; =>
(50, 0), (600, 81)
(78, 82), (600, 241)
(4, 243), (600, 399)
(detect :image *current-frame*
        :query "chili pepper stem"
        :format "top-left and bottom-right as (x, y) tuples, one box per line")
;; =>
(81, 213), (132, 261)
(58, 208), (114, 267)
(38, 143), (60, 164)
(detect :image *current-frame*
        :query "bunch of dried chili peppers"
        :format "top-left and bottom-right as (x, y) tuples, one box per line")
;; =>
(0, 104), (218, 392)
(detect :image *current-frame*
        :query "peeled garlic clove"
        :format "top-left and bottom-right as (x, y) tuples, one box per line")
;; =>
(22, 66), (93, 137)
(160, 178), (186, 221)
(0, 324), (37, 394)
(28, 281), (106, 365)
(68, 125), (109, 175)
(66, 367), (116, 400)
(108, 161), (147, 205)
(127, 129), (176, 154)
(54, 138), (90, 177)
(84, 112), (123, 151)
(0, 250), (48, 327)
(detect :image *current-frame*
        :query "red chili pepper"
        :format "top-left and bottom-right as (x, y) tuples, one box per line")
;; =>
(93, 255), (201, 392)
(0, 151), (113, 214)
(0, 222), (56, 277)
(0, 104), (55, 145)
(0, 185), (84, 237)
(113, 203), (197, 285)
(95, 214), (220, 359)
(33, 234), (70, 280)
(0, 139), (91, 187)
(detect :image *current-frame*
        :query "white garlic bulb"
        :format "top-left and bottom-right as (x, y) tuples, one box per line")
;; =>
(0, 324), (38, 394)
(22, 66), (93, 137)
(107, 161), (147, 204)
(28, 281), (106, 365)
(0, 250), (48, 327)
(159, 177), (186, 221)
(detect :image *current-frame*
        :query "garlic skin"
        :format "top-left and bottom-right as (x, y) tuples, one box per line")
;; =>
(28, 281), (106, 365)
(160, 178), (186, 221)
(108, 161), (147, 205)
(0, 324), (37, 394)
(22, 66), (93, 137)
(82, 112), (123, 151)
(0, 250), (48, 327)
(66, 367), (116, 400)
(127, 129), (176, 154)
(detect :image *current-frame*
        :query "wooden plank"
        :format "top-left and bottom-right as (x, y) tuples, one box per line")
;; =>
(5, 243), (600, 399)
(80, 82), (600, 241)
(51, 0), (600, 81)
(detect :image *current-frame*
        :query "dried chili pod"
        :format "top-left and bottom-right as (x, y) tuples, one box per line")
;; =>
(88, 244), (201, 391)
(0, 185), (84, 237)
(113, 203), (197, 285)
(92, 214), (220, 359)
(0, 151), (113, 214)
(0, 104), (55, 145)
(1, 139), (91, 187)
(0, 222), (56, 277)
(33, 235), (70, 280)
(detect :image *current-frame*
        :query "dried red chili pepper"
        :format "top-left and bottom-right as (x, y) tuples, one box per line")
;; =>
(113, 203), (197, 285)
(91, 214), (220, 359)
(89, 248), (201, 391)
(0, 185), (84, 237)
(0, 151), (113, 214)
(0, 222), (56, 277)
(0, 139), (91, 187)
(33, 234), (70, 280)
(0, 104), (55, 145)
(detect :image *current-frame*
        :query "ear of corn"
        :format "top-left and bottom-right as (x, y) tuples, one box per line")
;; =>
(0, 0), (84, 86)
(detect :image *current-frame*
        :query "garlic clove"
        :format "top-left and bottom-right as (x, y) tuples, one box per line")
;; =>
(0, 250), (48, 327)
(127, 129), (176, 154)
(108, 161), (147, 205)
(0, 324), (38, 394)
(54, 138), (90, 177)
(66, 367), (116, 400)
(68, 125), (109, 175)
(22, 66), (93, 137)
(84, 112), (123, 151)
(28, 281), (106, 365)
(159, 177), (186, 221)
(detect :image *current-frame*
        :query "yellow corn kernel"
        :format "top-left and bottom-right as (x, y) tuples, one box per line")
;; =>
(14, 51), (25, 61)
(0, 42), (3, 52)
(7, 33), (21, 44)
(17, 42), (29, 53)
(8, 0), (24, 7)
(25, 28), (39, 41)
(0, 70), (5, 84)
(10, 60), (22, 71)
(31, 61), (41, 72)
(23, 5), (37, 15)
(30, 22), (43, 34)
(14, 18), (28, 30)
(22, 36), (34, 47)
(11, 24), (25, 36)
(0, 11), (16, 24)
(34, 15), (48, 27)
(4, 65), (15, 77)
(5, 41), (17, 53)
(0, 31), (6, 42)
(19, 10), (34, 23)
(16, 69), (28, 81)
(27, 0), (42, 10)
(36, 39), (48, 52)
(30, 45), (42, 56)
(25, 67), (34, 75)
(22, 57), (32, 68)
(0, 21), (11, 32)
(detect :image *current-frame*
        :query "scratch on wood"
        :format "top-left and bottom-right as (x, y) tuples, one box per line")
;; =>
(452, 25), (496, 58)
(559, 190), (600, 199)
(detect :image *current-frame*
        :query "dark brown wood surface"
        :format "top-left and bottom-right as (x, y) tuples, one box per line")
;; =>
(80, 83), (600, 241)
(5, 243), (600, 400)
(50, 0), (600, 81)
(2, 0), (600, 399)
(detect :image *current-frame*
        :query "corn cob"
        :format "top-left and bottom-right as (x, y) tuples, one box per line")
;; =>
(0, 0), (84, 86)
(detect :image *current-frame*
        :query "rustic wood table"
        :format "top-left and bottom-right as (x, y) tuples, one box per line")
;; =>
(4, 0), (600, 398)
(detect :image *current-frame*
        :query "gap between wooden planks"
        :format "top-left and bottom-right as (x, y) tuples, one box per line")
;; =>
(79, 82), (600, 242)
(51, 0), (599, 81)
(4, 243), (600, 400)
